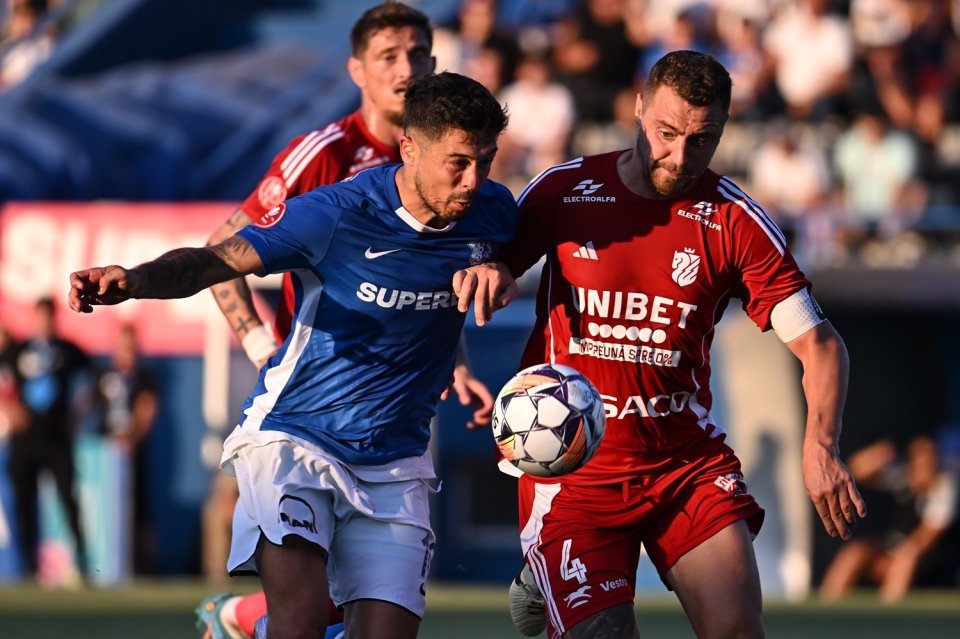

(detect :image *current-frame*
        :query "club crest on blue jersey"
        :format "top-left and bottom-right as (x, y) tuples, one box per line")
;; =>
(468, 241), (495, 265)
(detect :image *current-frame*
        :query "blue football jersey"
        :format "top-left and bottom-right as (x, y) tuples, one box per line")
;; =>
(236, 164), (517, 465)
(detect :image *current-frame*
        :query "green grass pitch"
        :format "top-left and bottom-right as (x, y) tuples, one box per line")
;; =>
(0, 579), (957, 638)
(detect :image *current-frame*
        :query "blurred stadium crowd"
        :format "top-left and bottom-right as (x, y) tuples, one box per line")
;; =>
(430, 0), (960, 271)
(2, 0), (960, 269)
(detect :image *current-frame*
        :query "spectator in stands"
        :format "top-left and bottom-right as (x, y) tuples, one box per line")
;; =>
(494, 50), (575, 189)
(819, 435), (960, 602)
(6, 297), (91, 582)
(748, 128), (837, 266)
(433, 0), (521, 93)
(714, 3), (777, 121)
(0, 323), (24, 438)
(763, 0), (854, 121)
(494, 0), (575, 35)
(91, 323), (158, 575)
(551, 0), (641, 124)
(833, 104), (928, 255)
(900, 0), (960, 144)
(635, 8), (707, 83)
(0, 0), (56, 91)
(570, 84), (637, 158)
(846, 0), (913, 129)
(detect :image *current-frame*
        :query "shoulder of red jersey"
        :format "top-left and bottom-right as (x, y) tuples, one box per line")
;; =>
(276, 119), (353, 186)
(517, 152), (624, 206)
(703, 171), (789, 256)
(247, 120), (352, 213)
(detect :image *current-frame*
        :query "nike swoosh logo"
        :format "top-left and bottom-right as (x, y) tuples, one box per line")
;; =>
(364, 247), (402, 259)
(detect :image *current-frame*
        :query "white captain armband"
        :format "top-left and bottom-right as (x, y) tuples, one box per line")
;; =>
(770, 288), (826, 343)
(241, 324), (279, 365)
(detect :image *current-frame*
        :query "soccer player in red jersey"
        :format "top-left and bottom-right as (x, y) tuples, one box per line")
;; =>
(196, 4), (491, 639)
(455, 50), (868, 639)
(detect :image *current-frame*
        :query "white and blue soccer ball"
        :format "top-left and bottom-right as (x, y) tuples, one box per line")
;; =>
(492, 363), (606, 478)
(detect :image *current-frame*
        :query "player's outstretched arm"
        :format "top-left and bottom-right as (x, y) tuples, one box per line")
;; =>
(787, 321), (868, 541)
(453, 261), (518, 327)
(207, 209), (278, 367)
(69, 235), (264, 314)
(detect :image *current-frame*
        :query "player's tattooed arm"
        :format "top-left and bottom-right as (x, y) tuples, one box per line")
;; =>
(68, 235), (262, 313)
(566, 603), (637, 639)
(207, 208), (266, 341)
(130, 235), (263, 299)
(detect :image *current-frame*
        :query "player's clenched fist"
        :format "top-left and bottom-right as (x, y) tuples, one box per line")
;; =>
(68, 266), (138, 313)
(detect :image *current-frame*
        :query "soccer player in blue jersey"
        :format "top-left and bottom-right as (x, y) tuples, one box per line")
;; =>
(68, 71), (513, 639)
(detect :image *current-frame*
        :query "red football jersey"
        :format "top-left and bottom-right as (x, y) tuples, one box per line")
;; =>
(240, 110), (399, 340)
(499, 151), (810, 484)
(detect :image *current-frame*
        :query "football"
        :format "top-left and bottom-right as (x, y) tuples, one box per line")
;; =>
(492, 363), (606, 478)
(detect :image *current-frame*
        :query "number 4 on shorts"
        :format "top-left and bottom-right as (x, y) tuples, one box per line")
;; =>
(560, 538), (587, 584)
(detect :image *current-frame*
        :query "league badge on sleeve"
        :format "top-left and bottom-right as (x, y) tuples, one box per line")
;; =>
(257, 202), (286, 228)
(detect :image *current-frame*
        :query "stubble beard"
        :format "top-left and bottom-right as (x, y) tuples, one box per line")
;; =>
(414, 173), (474, 224)
(414, 173), (447, 222)
(649, 162), (692, 198)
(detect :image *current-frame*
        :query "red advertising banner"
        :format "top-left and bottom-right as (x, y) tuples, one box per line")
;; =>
(0, 202), (239, 355)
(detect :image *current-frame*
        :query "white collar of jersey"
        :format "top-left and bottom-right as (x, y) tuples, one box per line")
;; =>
(394, 206), (457, 233)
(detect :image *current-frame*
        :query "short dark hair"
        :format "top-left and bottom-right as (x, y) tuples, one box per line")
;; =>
(643, 50), (732, 114)
(403, 72), (508, 143)
(350, 1), (433, 57)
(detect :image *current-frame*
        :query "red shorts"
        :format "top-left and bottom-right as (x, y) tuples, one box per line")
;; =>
(517, 441), (764, 638)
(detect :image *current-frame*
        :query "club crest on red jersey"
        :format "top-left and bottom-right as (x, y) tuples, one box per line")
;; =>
(671, 248), (700, 287)
(257, 175), (288, 211)
(257, 202), (286, 228)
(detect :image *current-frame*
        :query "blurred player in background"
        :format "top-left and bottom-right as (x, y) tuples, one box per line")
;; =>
(91, 323), (159, 574)
(196, 3), (492, 638)
(6, 297), (92, 583)
(69, 71), (513, 639)
(819, 435), (960, 602)
(455, 50), (867, 639)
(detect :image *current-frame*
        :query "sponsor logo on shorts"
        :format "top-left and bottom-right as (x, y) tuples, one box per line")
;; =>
(278, 495), (317, 533)
(714, 473), (747, 496)
(599, 578), (630, 592)
(563, 585), (593, 608)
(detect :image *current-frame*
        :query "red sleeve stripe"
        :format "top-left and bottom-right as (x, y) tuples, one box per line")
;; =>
(717, 176), (787, 255)
(516, 157), (583, 206)
(280, 124), (346, 188)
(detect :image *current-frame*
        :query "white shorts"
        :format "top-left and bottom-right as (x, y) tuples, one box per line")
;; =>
(223, 432), (437, 617)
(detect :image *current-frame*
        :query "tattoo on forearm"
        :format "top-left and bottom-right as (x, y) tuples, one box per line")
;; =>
(225, 209), (253, 232)
(210, 236), (259, 265)
(235, 316), (256, 335)
(207, 235), (263, 338)
(131, 247), (228, 298)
